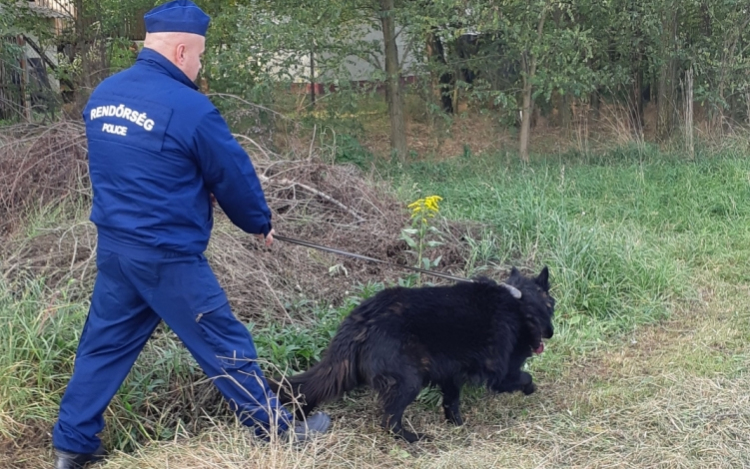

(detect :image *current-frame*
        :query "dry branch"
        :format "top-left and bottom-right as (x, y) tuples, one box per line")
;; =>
(0, 121), (479, 324)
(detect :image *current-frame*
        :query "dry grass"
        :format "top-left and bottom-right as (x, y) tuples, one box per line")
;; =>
(0, 122), (475, 323)
(0, 121), (89, 237)
(357, 96), (750, 162)
(3, 113), (750, 468)
(361, 112), (515, 161)
(8, 277), (746, 469)
(87, 278), (749, 469)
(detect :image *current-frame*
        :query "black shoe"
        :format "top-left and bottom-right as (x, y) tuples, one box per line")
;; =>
(53, 444), (106, 469)
(288, 412), (331, 443)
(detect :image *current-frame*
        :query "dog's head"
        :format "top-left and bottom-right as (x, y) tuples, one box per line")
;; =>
(506, 266), (555, 354)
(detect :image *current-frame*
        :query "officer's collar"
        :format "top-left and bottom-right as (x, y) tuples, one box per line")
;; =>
(136, 48), (199, 90)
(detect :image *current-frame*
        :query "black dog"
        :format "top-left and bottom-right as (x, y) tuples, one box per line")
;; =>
(273, 267), (555, 442)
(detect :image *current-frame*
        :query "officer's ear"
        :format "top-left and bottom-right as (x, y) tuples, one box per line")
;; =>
(176, 44), (186, 65)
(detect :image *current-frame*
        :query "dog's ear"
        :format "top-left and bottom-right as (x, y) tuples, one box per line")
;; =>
(535, 266), (550, 291)
(509, 266), (521, 279)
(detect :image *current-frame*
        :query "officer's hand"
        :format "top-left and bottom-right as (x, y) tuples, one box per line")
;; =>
(257, 228), (274, 247)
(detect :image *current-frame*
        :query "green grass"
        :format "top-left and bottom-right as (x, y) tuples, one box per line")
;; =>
(0, 277), (371, 450)
(253, 284), (382, 373)
(0, 280), (83, 432)
(4, 143), (750, 467)
(389, 146), (750, 350)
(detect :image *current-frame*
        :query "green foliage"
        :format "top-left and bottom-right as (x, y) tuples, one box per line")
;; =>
(253, 283), (384, 373)
(393, 146), (737, 341)
(4, 0), (749, 137)
(0, 276), (384, 447)
(6, 145), (750, 454)
(0, 0), (55, 41)
(0, 279), (84, 427)
(332, 133), (375, 169)
(200, 1), (384, 102)
(108, 37), (139, 73)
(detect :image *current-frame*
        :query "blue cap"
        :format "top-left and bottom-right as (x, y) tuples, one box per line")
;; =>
(144, 0), (210, 37)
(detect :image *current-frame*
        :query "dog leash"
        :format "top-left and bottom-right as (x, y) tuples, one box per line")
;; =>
(274, 234), (522, 299)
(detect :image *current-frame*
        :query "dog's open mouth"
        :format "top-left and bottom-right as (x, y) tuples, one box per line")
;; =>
(533, 342), (545, 354)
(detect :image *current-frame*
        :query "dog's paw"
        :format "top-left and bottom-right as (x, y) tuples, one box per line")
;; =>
(445, 412), (464, 426)
(395, 429), (429, 443)
(443, 404), (464, 426)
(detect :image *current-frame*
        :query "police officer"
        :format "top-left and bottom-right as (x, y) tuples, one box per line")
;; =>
(52, 2), (330, 467)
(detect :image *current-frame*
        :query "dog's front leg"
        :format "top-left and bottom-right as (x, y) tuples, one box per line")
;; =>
(439, 380), (463, 425)
(492, 371), (536, 395)
(519, 371), (536, 395)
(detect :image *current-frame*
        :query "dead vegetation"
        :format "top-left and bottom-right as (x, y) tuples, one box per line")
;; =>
(8, 292), (749, 469)
(4, 109), (749, 469)
(0, 120), (478, 324)
(0, 116), (493, 469)
(0, 121), (89, 237)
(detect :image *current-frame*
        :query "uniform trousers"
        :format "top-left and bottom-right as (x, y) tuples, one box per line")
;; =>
(53, 247), (291, 453)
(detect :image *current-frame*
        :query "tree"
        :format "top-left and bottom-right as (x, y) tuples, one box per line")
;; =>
(379, 0), (407, 159)
(655, 0), (679, 141)
(465, 0), (598, 160)
(208, 0), (411, 159)
(687, 0), (750, 133)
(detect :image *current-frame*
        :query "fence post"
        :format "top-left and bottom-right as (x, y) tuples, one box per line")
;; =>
(17, 34), (30, 121)
(684, 66), (694, 159)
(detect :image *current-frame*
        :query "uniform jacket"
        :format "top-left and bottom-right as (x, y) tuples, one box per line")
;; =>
(84, 48), (271, 256)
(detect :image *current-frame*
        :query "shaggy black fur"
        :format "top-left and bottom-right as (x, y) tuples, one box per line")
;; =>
(272, 267), (555, 442)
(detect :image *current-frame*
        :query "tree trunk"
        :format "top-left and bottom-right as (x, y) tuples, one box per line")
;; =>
(518, 5), (548, 162)
(309, 47), (316, 107)
(684, 66), (694, 158)
(553, 4), (570, 131)
(379, 0), (407, 160)
(17, 35), (30, 121)
(561, 93), (571, 130)
(656, 6), (678, 142)
(519, 71), (533, 162)
(630, 65), (644, 137)
(591, 89), (600, 120)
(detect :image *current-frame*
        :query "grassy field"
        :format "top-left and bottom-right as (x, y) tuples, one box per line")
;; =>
(2, 144), (750, 468)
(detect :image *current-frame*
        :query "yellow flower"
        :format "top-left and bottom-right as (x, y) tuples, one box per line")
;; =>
(408, 196), (442, 220)
(424, 195), (442, 213)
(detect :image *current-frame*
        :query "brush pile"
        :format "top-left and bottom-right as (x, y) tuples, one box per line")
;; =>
(0, 121), (474, 324)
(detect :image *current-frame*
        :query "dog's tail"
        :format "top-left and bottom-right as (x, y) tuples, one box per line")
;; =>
(270, 322), (362, 416)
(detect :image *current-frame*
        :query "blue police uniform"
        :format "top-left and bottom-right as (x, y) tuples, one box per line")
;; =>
(52, 1), (292, 455)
